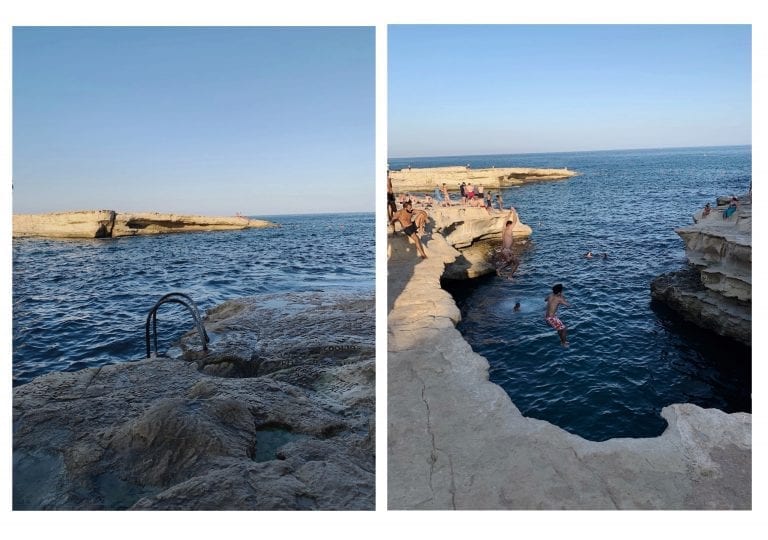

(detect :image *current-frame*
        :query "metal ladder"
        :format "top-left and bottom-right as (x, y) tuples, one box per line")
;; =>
(145, 292), (210, 358)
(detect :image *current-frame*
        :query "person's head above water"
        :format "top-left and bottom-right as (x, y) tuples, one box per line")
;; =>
(552, 283), (564, 295)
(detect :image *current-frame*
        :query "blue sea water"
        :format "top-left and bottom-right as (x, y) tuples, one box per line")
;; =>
(12, 213), (374, 386)
(391, 146), (751, 441)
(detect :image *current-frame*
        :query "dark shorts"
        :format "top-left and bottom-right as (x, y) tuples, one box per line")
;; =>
(387, 192), (396, 203)
(403, 223), (417, 236)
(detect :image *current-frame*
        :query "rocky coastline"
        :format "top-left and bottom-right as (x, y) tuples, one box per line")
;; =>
(12, 210), (277, 239)
(388, 205), (751, 509)
(650, 195), (751, 345)
(13, 291), (374, 510)
(389, 165), (576, 193)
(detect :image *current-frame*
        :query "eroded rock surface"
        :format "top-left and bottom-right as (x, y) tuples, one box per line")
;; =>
(389, 165), (576, 193)
(13, 292), (374, 510)
(13, 210), (276, 238)
(651, 196), (751, 344)
(388, 232), (751, 509)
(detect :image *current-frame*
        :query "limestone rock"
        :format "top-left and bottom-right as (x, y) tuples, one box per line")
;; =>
(13, 292), (374, 510)
(651, 195), (751, 343)
(389, 166), (576, 193)
(12, 210), (118, 238)
(13, 210), (276, 239)
(431, 206), (532, 249)
(388, 233), (751, 509)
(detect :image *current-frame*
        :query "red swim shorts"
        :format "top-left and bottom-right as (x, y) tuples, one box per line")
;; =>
(545, 316), (565, 331)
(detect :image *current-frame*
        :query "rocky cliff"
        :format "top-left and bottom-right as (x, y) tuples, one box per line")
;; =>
(389, 165), (576, 193)
(13, 292), (374, 510)
(13, 210), (276, 239)
(651, 195), (751, 344)
(387, 232), (751, 509)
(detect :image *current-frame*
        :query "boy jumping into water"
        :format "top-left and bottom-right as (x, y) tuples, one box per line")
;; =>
(545, 283), (570, 347)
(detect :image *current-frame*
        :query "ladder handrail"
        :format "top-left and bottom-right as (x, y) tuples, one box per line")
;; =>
(154, 292), (210, 342)
(145, 293), (209, 358)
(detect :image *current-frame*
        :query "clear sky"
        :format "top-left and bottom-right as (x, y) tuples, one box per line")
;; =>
(389, 25), (752, 158)
(13, 26), (374, 215)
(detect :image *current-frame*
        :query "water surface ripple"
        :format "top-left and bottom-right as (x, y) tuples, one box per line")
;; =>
(393, 147), (751, 441)
(13, 213), (374, 386)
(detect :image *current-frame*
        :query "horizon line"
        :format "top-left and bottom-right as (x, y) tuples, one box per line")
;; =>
(389, 143), (751, 161)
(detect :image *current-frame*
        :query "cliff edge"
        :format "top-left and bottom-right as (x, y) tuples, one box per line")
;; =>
(651, 195), (751, 344)
(387, 215), (751, 509)
(13, 210), (277, 239)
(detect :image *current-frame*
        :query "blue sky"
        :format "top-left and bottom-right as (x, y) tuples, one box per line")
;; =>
(13, 27), (375, 215)
(389, 25), (752, 157)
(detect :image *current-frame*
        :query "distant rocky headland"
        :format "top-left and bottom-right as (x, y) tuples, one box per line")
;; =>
(389, 165), (576, 193)
(387, 199), (751, 509)
(12, 210), (277, 239)
(13, 292), (374, 510)
(651, 194), (751, 345)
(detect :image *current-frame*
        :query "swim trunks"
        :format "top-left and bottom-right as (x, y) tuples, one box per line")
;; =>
(387, 192), (396, 203)
(403, 223), (417, 236)
(545, 315), (565, 331)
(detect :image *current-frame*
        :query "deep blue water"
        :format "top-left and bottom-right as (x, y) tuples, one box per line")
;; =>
(392, 146), (751, 441)
(12, 213), (374, 386)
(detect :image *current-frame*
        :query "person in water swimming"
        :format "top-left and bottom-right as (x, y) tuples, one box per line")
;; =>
(513, 301), (521, 312)
(545, 283), (570, 347)
(390, 200), (427, 258)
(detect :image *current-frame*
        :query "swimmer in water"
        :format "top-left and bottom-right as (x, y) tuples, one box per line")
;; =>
(513, 302), (521, 312)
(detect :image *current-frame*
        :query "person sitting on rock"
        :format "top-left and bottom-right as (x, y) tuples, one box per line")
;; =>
(723, 197), (738, 219)
(390, 201), (427, 258)
(702, 202), (712, 218)
(412, 208), (429, 235)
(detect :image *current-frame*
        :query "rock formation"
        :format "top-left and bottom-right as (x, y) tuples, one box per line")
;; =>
(651, 195), (751, 344)
(13, 210), (276, 239)
(13, 292), (374, 510)
(389, 165), (576, 193)
(387, 216), (751, 509)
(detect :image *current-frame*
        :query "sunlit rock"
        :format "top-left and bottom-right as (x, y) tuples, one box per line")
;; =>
(651, 195), (751, 344)
(13, 210), (276, 239)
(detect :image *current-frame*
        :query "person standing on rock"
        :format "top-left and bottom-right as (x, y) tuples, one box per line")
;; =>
(545, 283), (570, 347)
(390, 200), (427, 258)
(497, 207), (520, 276)
(441, 183), (452, 206)
(387, 172), (397, 220)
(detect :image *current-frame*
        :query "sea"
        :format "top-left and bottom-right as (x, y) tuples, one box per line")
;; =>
(12, 212), (374, 386)
(390, 146), (751, 441)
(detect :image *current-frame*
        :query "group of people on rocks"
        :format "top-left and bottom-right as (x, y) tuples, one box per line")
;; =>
(388, 171), (575, 347)
(699, 195), (742, 221)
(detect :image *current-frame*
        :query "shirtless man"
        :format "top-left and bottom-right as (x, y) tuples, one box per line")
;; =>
(387, 172), (397, 220)
(545, 283), (570, 347)
(497, 207), (520, 276)
(391, 201), (427, 258)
